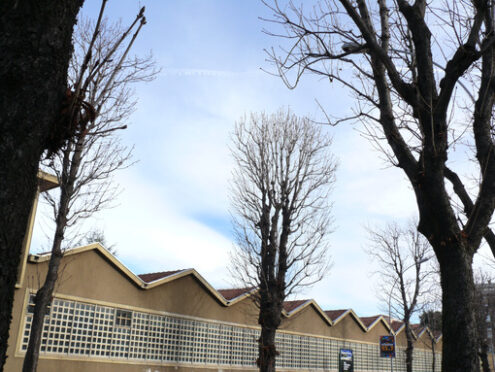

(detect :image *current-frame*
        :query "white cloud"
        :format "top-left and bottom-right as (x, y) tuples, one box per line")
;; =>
(94, 171), (232, 285)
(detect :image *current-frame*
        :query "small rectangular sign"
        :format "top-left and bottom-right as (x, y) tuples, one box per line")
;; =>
(380, 335), (395, 358)
(339, 348), (353, 372)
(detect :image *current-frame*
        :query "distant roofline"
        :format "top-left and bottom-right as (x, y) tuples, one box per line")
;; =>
(27, 243), (441, 341)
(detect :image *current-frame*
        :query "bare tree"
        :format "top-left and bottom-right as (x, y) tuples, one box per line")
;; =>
(419, 277), (443, 372)
(420, 310), (442, 334)
(473, 271), (495, 372)
(22, 2), (157, 371)
(0, 2), (84, 368)
(419, 308), (442, 372)
(77, 227), (117, 255)
(263, 1), (495, 370)
(368, 222), (434, 372)
(230, 109), (336, 372)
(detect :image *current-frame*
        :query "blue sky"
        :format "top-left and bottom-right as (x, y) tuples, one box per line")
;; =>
(31, 0), (493, 320)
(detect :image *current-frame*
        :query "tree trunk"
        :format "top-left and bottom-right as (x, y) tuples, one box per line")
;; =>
(258, 294), (281, 372)
(431, 340), (436, 372)
(258, 325), (278, 372)
(21, 247), (63, 372)
(23, 139), (83, 372)
(404, 321), (414, 372)
(439, 245), (479, 372)
(479, 341), (491, 372)
(0, 1), (83, 370)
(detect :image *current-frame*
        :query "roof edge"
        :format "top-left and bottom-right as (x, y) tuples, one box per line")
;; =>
(283, 300), (333, 326)
(26, 245), (444, 340)
(28, 244), (231, 305)
(28, 243), (144, 287)
(227, 288), (258, 305)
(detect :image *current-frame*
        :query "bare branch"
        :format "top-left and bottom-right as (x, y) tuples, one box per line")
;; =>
(24, 7), (157, 371)
(230, 109), (335, 370)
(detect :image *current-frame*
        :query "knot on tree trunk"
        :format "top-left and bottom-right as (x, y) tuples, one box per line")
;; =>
(256, 343), (279, 367)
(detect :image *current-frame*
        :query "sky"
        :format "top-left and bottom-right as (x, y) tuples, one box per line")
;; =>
(31, 0), (494, 320)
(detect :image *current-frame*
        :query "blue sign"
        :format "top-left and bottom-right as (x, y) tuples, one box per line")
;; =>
(380, 335), (395, 358)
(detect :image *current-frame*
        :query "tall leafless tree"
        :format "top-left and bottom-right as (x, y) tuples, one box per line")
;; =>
(0, 1), (84, 369)
(263, 1), (495, 370)
(368, 222), (434, 372)
(473, 271), (495, 372)
(22, 2), (157, 371)
(230, 109), (336, 372)
(419, 308), (442, 372)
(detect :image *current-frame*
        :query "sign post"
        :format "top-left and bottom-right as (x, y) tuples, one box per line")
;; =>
(339, 348), (353, 372)
(380, 335), (396, 372)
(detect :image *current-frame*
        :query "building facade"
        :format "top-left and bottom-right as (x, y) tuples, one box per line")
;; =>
(5, 174), (442, 372)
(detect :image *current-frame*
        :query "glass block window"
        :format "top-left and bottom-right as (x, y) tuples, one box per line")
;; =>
(45, 299), (74, 354)
(69, 302), (95, 355)
(115, 309), (132, 327)
(230, 326), (244, 365)
(26, 293), (51, 315)
(19, 294), (440, 371)
(110, 323), (130, 358)
(205, 322), (222, 364)
(163, 316), (178, 362)
(129, 312), (149, 359)
(219, 324), (232, 364)
(176, 317), (195, 363)
(191, 319), (208, 364)
(241, 327), (259, 366)
(90, 305), (114, 357)
(27, 294), (36, 314)
(146, 314), (164, 361)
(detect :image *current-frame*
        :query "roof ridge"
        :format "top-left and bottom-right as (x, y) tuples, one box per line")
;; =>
(217, 286), (254, 291)
(138, 269), (186, 276)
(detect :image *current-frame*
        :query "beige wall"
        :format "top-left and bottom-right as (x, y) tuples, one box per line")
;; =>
(24, 250), (260, 326)
(279, 304), (329, 336)
(6, 247), (440, 372)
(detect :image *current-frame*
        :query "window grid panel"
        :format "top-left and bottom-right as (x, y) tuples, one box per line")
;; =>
(146, 314), (164, 361)
(69, 302), (95, 355)
(219, 324), (232, 365)
(230, 326), (243, 365)
(45, 299), (74, 354)
(241, 328), (258, 367)
(192, 320), (208, 364)
(21, 315), (33, 351)
(90, 305), (114, 357)
(111, 309), (131, 359)
(176, 318), (195, 363)
(19, 295), (441, 371)
(163, 316), (178, 362)
(129, 312), (149, 359)
(39, 315), (51, 353)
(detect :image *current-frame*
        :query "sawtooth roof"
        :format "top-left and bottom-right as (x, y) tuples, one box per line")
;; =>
(325, 309), (348, 322)
(218, 287), (254, 301)
(138, 270), (185, 283)
(27, 243), (442, 342)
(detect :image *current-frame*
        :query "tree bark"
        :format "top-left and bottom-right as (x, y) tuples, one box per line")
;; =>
(438, 245), (479, 372)
(0, 1), (83, 370)
(21, 247), (63, 372)
(23, 139), (83, 372)
(431, 340), (436, 372)
(479, 342), (491, 372)
(404, 320), (414, 372)
(258, 297), (280, 372)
